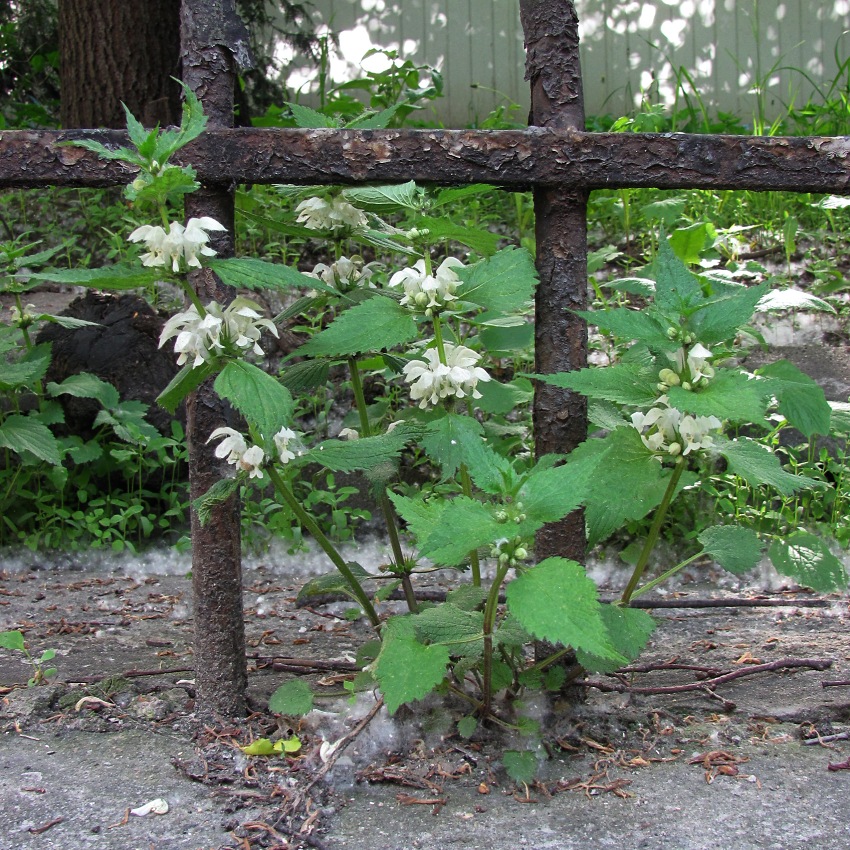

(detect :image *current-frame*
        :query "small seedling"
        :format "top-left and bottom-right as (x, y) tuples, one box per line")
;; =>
(0, 630), (58, 686)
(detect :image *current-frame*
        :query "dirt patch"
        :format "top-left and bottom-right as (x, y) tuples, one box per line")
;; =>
(2, 561), (850, 850)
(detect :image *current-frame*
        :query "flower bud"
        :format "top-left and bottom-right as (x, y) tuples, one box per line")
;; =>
(668, 442), (682, 456)
(499, 552), (510, 566)
(132, 176), (147, 191)
(681, 381), (692, 391)
(514, 547), (529, 561)
(658, 368), (680, 386)
(494, 510), (509, 523)
(667, 327), (678, 339)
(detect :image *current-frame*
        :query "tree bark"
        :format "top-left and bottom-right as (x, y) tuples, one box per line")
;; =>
(521, 0), (588, 564)
(180, 0), (247, 719)
(58, 0), (181, 128)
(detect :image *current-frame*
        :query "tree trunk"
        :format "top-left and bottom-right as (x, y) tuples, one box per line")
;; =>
(58, 0), (181, 128)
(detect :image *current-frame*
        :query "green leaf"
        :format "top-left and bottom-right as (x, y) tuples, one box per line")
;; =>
(0, 414), (61, 465)
(416, 216), (499, 257)
(506, 558), (624, 662)
(305, 429), (412, 473)
(502, 750), (538, 784)
(417, 497), (505, 566)
(26, 265), (163, 290)
(0, 630), (26, 651)
(374, 634), (449, 714)
(240, 738), (278, 756)
(575, 307), (670, 347)
(286, 101), (339, 128)
(533, 364), (659, 407)
(207, 258), (329, 293)
(432, 184), (493, 207)
(669, 221), (717, 265)
(420, 413), (505, 487)
(567, 428), (694, 547)
(769, 532), (847, 592)
(0, 344), (52, 391)
(48, 373), (120, 409)
(66, 138), (142, 165)
(446, 585), (488, 611)
(36, 314), (100, 330)
(576, 605), (656, 673)
(193, 477), (239, 527)
(279, 359), (331, 393)
(698, 525), (763, 574)
(455, 247), (537, 314)
(297, 296), (418, 357)
(652, 238), (704, 312)
(690, 282), (769, 345)
(214, 360), (293, 441)
(342, 181), (422, 213)
(668, 369), (771, 423)
(457, 715), (477, 739)
(757, 360), (831, 437)
(269, 680), (315, 715)
(345, 103), (406, 129)
(412, 604), (484, 659)
(297, 562), (375, 605)
(475, 376), (534, 415)
(479, 321), (533, 353)
(157, 361), (218, 413)
(718, 437), (817, 496)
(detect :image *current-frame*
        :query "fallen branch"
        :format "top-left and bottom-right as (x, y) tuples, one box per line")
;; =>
(584, 658), (832, 697)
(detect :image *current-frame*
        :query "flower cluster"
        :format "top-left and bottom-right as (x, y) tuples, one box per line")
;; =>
(295, 197), (367, 231)
(308, 256), (378, 292)
(631, 402), (722, 458)
(208, 427), (265, 478)
(9, 303), (37, 327)
(128, 217), (226, 273)
(402, 343), (491, 409)
(159, 297), (278, 368)
(388, 257), (464, 315)
(657, 342), (715, 392)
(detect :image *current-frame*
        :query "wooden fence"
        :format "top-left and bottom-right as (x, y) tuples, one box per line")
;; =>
(0, 0), (848, 718)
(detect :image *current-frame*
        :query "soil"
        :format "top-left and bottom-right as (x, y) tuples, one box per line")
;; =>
(2, 558), (850, 850)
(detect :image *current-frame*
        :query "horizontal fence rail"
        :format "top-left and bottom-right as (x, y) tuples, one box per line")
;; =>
(2, 129), (849, 192)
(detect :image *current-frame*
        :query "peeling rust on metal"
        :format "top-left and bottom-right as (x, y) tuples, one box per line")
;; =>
(2, 128), (848, 192)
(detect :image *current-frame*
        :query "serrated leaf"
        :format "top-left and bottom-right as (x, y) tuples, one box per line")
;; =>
(297, 296), (418, 357)
(0, 630), (26, 651)
(279, 358), (331, 393)
(305, 429), (412, 473)
(412, 604), (484, 659)
(214, 360), (293, 441)
(718, 437), (817, 496)
(432, 184), (493, 207)
(269, 680), (314, 715)
(506, 558), (624, 662)
(157, 361), (217, 413)
(479, 321), (533, 353)
(0, 414), (61, 465)
(26, 265), (163, 290)
(420, 413), (507, 488)
(419, 497), (505, 566)
(297, 562), (375, 604)
(457, 715), (477, 738)
(576, 306), (670, 347)
(533, 364), (659, 407)
(0, 344), (52, 391)
(342, 181), (422, 212)
(446, 585), (488, 611)
(207, 258), (330, 293)
(374, 634), (449, 714)
(690, 282), (769, 344)
(345, 103), (406, 129)
(357, 229), (419, 257)
(193, 477), (239, 527)
(455, 247), (537, 314)
(576, 604), (656, 674)
(36, 314), (100, 330)
(502, 750), (538, 784)
(669, 221), (716, 265)
(416, 216), (499, 256)
(66, 138), (142, 164)
(667, 369), (770, 423)
(48, 373), (120, 409)
(588, 400), (628, 431)
(652, 238), (704, 312)
(757, 360), (831, 437)
(286, 101), (338, 128)
(566, 428), (695, 547)
(698, 525), (763, 574)
(769, 532), (847, 591)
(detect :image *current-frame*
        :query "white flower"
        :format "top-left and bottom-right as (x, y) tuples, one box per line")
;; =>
(678, 414), (723, 455)
(295, 196), (367, 231)
(128, 224), (168, 268)
(128, 217), (226, 273)
(308, 256), (378, 291)
(273, 426), (299, 464)
(388, 257), (464, 313)
(402, 343), (491, 409)
(182, 217), (227, 268)
(631, 405), (681, 453)
(672, 342), (715, 385)
(10, 303), (37, 325)
(338, 428), (359, 440)
(159, 298), (278, 367)
(208, 427), (265, 477)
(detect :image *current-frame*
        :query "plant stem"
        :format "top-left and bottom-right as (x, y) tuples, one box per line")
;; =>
(459, 463), (481, 586)
(620, 457), (686, 606)
(481, 561), (511, 716)
(432, 313), (447, 364)
(629, 550), (704, 600)
(266, 466), (380, 629)
(347, 357), (416, 612)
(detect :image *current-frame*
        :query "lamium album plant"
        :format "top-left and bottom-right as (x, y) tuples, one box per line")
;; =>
(54, 92), (847, 769)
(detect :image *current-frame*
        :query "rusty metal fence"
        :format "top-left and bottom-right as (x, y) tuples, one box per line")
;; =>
(1, 0), (848, 717)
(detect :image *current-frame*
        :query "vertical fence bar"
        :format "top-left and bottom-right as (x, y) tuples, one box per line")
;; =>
(520, 0), (589, 564)
(179, 0), (249, 717)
